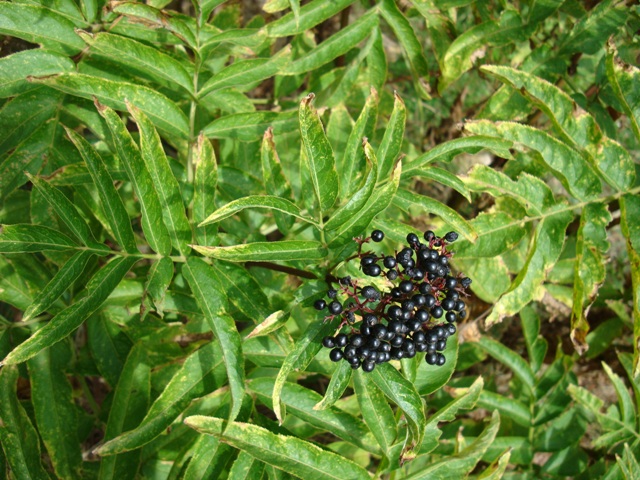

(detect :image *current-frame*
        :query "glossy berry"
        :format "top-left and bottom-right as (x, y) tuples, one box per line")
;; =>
(383, 256), (397, 269)
(424, 230), (435, 242)
(407, 233), (419, 245)
(327, 289), (338, 299)
(362, 360), (376, 372)
(363, 313), (378, 326)
(328, 301), (343, 315)
(322, 336), (335, 348)
(399, 280), (413, 294)
(314, 299), (326, 310)
(386, 269), (398, 280)
(444, 231), (459, 242)
(371, 230), (384, 242)
(329, 348), (343, 362)
(363, 264), (381, 277)
(461, 277), (472, 288)
(361, 286), (379, 299)
(431, 306), (444, 319)
(360, 255), (376, 267)
(335, 333), (348, 347)
(445, 311), (457, 323)
(425, 352), (437, 365)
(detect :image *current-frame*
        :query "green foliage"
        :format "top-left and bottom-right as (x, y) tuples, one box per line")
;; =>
(0, 0), (639, 478)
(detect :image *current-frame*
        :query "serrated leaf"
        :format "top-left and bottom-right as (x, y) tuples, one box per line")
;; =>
(314, 360), (352, 410)
(353, 369), (397, 458)
(184, 416), (370, 480)
(66, 127), (138, 253)
(249, 377), (378, 454)
(411, 166), (471, 202)
(452, 212), (527, 258)
(23, 250), (93, 321)
(487, 207), (572, 325)
(193, 240), (327, 262)
(370, 362), (426, 458)
(571, 203), (611, 354)
(606, 45), (640, 142)
(465, 120), (601, 201)
(377, 92), (406, 180)
(95, 340), (227, 455)
(193, 133), (219, 245)
(393, 188), (477, 242)
(27, 342), (82, 480)
(272, 319), (336, 423)
(246, 311), (289, 339)
(80, 31), (193, 93)
(0, 365), (51, 480)
(265, 0), (355, 37)
(299, 93), (339, 215)
(98, 103), (172, 256)
(0, 50), (74, 98)
(261, 127), (295, 234)
(128, 103), (192, 256)
(204, 111), (298, 141)
(200, 195), (318, 228)
(379, 0), (430, 98)
(0, 224), (79, 253)
(477, 336), (535, 395)
(1, 256), (137, 366)
(32, 73), (190, 140)
(0, 3), (85, 55)
(183, 257), (244, 425)
(283, 11), (378, 75)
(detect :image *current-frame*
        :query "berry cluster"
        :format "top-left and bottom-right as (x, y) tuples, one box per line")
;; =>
(314, 229), (471, 373)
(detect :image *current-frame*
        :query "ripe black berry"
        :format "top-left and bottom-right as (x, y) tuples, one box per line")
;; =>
(361, 286), (379, 300)
(363, 313), (378, 326)
(444, 231), (459, 243)
(322, 336), (335, 348)
(424, 230), (435, 242)
(399, 280), (413, 294)
(383, 256), (397, 269)
(335, 333), (348, 347)
(425, 353), (437, 365)
(328, 301), (343, 315)
(431, 306), (444, 319)
(327, 289), (338, 299)
(386, 269), (398, 281)
(330, 348), (343, 362)
(436, 353), (446, 366)
(442, 298), (456, 311)
(371, 230), (384, 242)
(362, 360), (376, 372)
(406, 233), (419, 245)
(314, 299), (326, 310)
(461, 277), (472, 288)
(363, 264), (381, 277)
(445, 311), (457, 323)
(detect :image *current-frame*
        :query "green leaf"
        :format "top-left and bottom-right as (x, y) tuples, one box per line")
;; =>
(272, 319), (336, 423)
(261, 127), (295, 234)
(182, 434), (234, 480)
(204, 111), (298, 141)
(339, 88), (378, 199)
(23, 250), (94, 321)
(184, 416), (371, 480)
(414, 333), (458, 395)
(0, 224), (78, 253)
(282, 10), (378, 75)
(95, 340), (226, 455)
(465, 120), (601, 201)
(0, 365), (51, 480)
(487, 207), (572, 325)
(352, 369), (397, 458)
(183, 258), (245, 425)
(377, 92), (406, 181)
(313, 360), (352, 410)
(299, 93), (339, 215)
(199, 47), (291, 97)
(606, 44), (640, 142)
(0, 3), (85, 55)
(520, 306), (547, 372)
(27, 174), (103, 248)
(33, 73), (190, 139)
(142, 256), (173, 319)
(0, 50), (74, 98)
(370, 362), (426, 458)
(379, 0), (431, 99)
(193, 133), (219, 245)
(246, 310), (289, 339)
(27, 342), (83, 480)
(477, 336), (535, 395)
(200, 195), (319, 228)
(193, 240), (327, 262)
(328, 160), (400, 248)
(452, 212), (527, 258)
(227, 451), (266, 480)
(393, 188), (477, 243)
(618, 444), (640, 480)
(603, 362), (636, 428)
(211, 261), (271, 321)
(571, 203), (611, 354)
(265, 0), (355, 37)
(65, 127), (138, 253)
(1, 256), (137, 366)
(249, 377), (378, 453)
(478, 390), (531, 427)
(99, 345), (150, 479)
(80, 31), (194, 93)
(128, 103), (192, 256)
(411, 166), (471, 202)
(620, 193), (640, 376)
(98, 102), (172, 256)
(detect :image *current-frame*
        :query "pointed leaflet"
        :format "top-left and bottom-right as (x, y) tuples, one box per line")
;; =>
(379, 0), (431, 99)
(66, 128), (138, 253)
(183, 257), (244, 425)
(393, 188), (477, 243)
(606, 45), (640, 142)
(79, 31), (193, 94)
(1, 256), (137, 366)
(451, 212), (527, 259)
(200, 195), (318, 227)
(128, 103), (192, 256)
(228, 451), (266, 480)
(620, 194), (640, 375)
(141, 256), (173, 319)
(476, 337), (536, 396)
(465, 120), (601, 201)
(211, 261), (271, 323)
(23, 250), (93, 321)
(486, 207), (572, 325)
(377, 92), (406, 181)
(370, 363), (426, 458)
(98, 103), (172, 256)
(193, 240), (327, 262)
(261, 127), (295, 234)
(340, 88), (378, 199)
(571, 203), (611, 355)
(204, 111), (298, 141)
(33, 74), (190, 140)
(265, 0), (355, 37)
(95, 341), (227, 455)
(353, 369), (397, 458)
(193, 133), (218, 245)
(602, 363), (636, 429)
(299, 93), (339, 215)
(0, 365), (51, 480)
(246, 311), (289, 339)
(27, 342), (83, 480)
(313, 360), (352, 410)
(184, 416), (370, 480)
(412, 166), (471, 202)
(0, 224), (78, 252)
(0, 50), (74, 98)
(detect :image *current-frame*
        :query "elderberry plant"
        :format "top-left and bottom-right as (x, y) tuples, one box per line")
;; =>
(315, 229), (470, 373)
